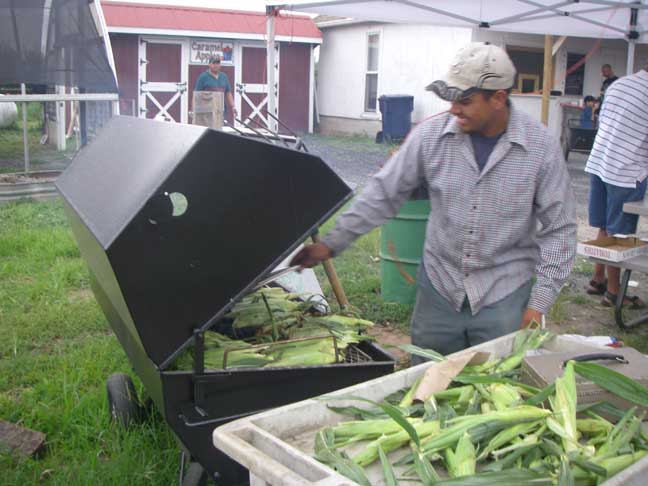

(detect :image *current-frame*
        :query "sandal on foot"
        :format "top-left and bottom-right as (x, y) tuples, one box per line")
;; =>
(585, 279), (607, 295)
(601, 291), (645, 309)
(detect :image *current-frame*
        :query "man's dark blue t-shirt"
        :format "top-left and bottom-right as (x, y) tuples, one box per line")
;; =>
(470, 133), (503, 172)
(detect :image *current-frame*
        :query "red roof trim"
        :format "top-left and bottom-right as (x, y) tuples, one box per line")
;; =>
(102, 2), (322, 39)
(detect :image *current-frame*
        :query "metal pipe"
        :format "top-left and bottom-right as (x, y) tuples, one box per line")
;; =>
(266, 7), (278, 132)
(0, 93), (119, 103)
(627, 6), (639, 75)
(627, 40), (636, 75)
(21, 83), (30, 173)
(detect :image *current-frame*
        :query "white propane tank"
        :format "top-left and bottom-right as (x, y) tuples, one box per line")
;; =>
(0, 95), (19, 128)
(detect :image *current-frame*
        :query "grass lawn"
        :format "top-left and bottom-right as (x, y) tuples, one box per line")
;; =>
(0, 199), (411, 484)
(0, 200), (177, 485)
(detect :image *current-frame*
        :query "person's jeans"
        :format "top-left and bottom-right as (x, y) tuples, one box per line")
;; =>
(410, 267), (533, 365)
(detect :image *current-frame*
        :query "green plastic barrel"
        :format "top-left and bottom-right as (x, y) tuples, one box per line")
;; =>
(380, 199), (431, 304)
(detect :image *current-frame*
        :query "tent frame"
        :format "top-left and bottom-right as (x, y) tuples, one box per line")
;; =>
(267, 0), (646, 126)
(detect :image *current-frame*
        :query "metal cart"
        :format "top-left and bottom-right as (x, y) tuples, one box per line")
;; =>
(56, 116), (395, 486)
(561, 115), (598, 160)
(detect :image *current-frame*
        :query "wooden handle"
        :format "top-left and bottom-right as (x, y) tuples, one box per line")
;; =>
(311, 233), (349, 308)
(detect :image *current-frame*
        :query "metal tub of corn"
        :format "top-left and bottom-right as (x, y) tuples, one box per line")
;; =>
(213, 332), (648, 486)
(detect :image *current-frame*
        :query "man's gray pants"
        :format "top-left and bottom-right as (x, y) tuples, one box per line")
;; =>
(410, 268), (533, 365)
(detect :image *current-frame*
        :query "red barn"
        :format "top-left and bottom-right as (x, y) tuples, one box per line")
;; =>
(103, 2), (321, 132)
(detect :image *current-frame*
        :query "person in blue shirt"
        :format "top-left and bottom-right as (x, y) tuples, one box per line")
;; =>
(580, 95), (596, 129)
(194, 55), (237, 119)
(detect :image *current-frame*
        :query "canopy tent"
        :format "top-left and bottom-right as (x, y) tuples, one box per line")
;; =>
(0, 0), (118, 92)
(271, 0), (647, 42)
(267, 0), (647, 126)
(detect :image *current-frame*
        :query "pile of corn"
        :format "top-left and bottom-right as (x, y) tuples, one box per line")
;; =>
(179, 287), (375, 370)
(314, 328), (648, 485)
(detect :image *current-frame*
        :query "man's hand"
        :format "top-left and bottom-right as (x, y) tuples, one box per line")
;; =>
(290, 243), (333, 269)
(521, 308), (543, 329)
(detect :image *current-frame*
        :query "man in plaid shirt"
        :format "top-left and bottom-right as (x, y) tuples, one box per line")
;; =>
(293, 43), (576, 360)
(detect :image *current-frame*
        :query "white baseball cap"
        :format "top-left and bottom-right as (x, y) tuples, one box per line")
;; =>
(427, 42), (516, 102)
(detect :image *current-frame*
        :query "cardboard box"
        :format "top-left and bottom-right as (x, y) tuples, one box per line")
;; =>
(192, 91), (224, 130)
(577, 235), (648, 262)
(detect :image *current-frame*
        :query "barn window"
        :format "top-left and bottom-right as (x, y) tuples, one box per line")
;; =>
(365, 33), (380, 112)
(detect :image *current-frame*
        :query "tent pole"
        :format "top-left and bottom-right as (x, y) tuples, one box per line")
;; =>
(266, 6), (278, 132)
(541, 34), (552, 126)
(21, 83), (30, 173)
(627, 5), (639, 75)
(627, 40), (636, 75)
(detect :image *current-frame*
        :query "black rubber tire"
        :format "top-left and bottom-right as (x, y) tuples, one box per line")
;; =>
(182, 462), (208, 486)
(106, 373), (141, 428)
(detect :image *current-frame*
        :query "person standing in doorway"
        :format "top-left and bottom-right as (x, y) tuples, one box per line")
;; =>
(585, 62), (648, 308)
(194, 55), (237, 119)
(291, 43), (577, 361)
(600, 64), (619, 98)
(597, 64), (619, 118)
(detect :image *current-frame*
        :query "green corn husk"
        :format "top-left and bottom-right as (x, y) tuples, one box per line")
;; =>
(429, 469), (554, 485)
(573, 451), (648, 480)
(333, 417), (422, 439)
(573, 361), (648, 408)
(434, 385), (475, 402)
(399, 344), (446, 363)
(445, 432), (476, 478)
(558, 455), (575, 486)
(413, 451), (440, 485)
(490, 429), (544, 459)
(594, 407), (643, 460)
(352, 420), (440, 467)
(576, 418), (613, 435)
(552, 361), (579, 454)
(314, 429), (371, 486)
(495, 328), (553, 373)
(481, 444), (538, 473)
(313, 328), (648, 484)
(525, 383), (556, 406)
(478, 420), (543, 460)
(400, 376), (424, 408)
(420, 406), (551, 456)
(488, 383), (522, 410)
(596, 451), (648, 477)
(378, 445), (399, 486)
(454, 375), (540, 396)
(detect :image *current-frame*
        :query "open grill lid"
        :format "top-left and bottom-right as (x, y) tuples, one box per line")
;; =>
(56, 116), (352, 369)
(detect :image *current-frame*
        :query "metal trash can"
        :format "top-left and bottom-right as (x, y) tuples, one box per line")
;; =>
(56, 116), (396, 485)
(378, 94), (414, 143)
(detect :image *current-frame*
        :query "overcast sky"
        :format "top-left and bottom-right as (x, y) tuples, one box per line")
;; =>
(114, 0), (270, 12)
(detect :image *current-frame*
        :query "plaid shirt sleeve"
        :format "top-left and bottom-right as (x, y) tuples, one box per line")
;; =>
(527, 141), (577, 314)
(322, 126), (426, 256)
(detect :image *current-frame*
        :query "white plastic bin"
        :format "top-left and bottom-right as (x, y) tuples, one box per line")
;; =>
(213, 333), (648, 486)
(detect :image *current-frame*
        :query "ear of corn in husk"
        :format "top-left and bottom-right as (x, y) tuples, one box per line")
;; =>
(445, 432), (476, 477)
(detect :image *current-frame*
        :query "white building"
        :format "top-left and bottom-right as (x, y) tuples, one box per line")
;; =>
(316, 18), (648, 140)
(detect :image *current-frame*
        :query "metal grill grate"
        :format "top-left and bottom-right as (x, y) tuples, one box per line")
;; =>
(344, 344), (373, 364)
